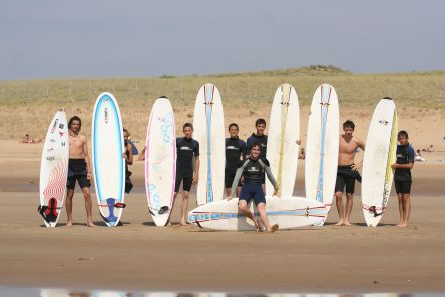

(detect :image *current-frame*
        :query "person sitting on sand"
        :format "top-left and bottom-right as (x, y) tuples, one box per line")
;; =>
(20, 134), (42, 144)
(65, 116), (94, 227)
(414, 149), (426, 162)
(392, 130), (415, 228)
(227, 143), (280, 232)
(334, 120), (365, 226)
(427, 144), (434, 152)
(138, 147), (146, 161)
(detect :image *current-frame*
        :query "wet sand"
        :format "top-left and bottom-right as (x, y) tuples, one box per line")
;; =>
(0, 141), (444, 293)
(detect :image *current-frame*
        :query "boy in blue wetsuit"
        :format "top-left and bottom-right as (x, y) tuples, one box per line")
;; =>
(225, 123), (246, 197)
(392, 130), (415, 228)
(171, 123), (199, 226)
(227, 143), (280, 232)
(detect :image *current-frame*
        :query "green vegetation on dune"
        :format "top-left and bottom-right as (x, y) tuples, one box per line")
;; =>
(0, 66), (444, 139)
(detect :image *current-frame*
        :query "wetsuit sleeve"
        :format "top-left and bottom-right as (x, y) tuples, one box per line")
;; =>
(264, 160), (279, 192)
(246, 136), (253, 155)
(408, 145), (415, 163)
(230, 167), (244, 197)
(240, 140), (247, 159)
(194, 140), (199, 157)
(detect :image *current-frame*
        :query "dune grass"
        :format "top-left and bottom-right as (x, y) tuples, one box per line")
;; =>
(0, 66), (444, 140)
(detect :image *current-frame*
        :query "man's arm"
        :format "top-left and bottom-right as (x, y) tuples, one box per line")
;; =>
(392, 163), (414, 170)
(264, 165), (279, 193)
(82, 136), (92, 180)
(356, 137), (366, 151)
(193, 157), (200, 184)
(126, 144), (133, 165)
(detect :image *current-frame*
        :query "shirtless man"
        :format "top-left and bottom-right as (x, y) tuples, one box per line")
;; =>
(334, 120), (365, 226)
(65, 116), (94, 227)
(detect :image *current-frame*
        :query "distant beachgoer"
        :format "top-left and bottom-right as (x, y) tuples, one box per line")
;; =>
(225, 123), (247, 197)
(298, 147), (305, 160)
(392, 130), (415, 228)
(66, 116), (94, 227)
(414, 149), (426, 162)
(138, 147), (146, 161)
(123, 129), (134, 194)
(334, 120), (366, 226)
(170, 123), (199, 226)
(20, 134), (42, 144)
(427, 144), (434, 152)
(226, 143), (280, 232)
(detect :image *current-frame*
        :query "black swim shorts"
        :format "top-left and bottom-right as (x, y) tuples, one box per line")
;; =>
(66, 159), (91, 189)
(335, 165), (361, 194)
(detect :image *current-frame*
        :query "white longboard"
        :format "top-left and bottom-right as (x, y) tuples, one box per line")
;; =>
(92, 92), (125, 227)
(362, 98), (398, 227)
(193, 83), (225, 205)
(38, 109), (69, 227)
(266, 83), (300, 196)
(145, 97), (176, 226)
(305, 84), (339, 224)
(188, 196), (327, 231)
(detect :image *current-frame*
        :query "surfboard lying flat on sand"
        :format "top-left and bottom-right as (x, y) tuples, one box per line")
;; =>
(266, 83), (300, 196)
(92, 92), (125, 227)
(188, 196), (327, 231)
(305, 83), (339, 224)
(145, 97), (176, 226)
(193, 83), (225, 205)
(362, 98), (398, 227)
(39, 109), (69, 227)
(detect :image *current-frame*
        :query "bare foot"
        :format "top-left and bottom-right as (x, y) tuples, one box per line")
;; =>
(179, 221), (188, 226)
(254, 219), (262, 232)
(397, 223), (408, 228)
(66, 222), (73, 227)
(335, 220), (344, 226)
(344, 221), (352, 226)
(87, 222), (95, 227)
(268, 224), (279, 232)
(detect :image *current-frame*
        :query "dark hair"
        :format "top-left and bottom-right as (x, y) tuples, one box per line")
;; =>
(251, 142), (262, 151)
(343, 120), (355, 130)
(123, 128), (128, 133)
(228, 123), (239, 131)
(398, 130), (409, 139)
(68, 116), (81, 131)
(183, 123), (193, 131)
(255, 118), (266, 126)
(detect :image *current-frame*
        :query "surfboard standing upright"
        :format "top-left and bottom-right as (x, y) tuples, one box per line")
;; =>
(305, 84), (339, 225)
(39, 109), (69, 227)
(362, 98), (398, 227)
(266, 83), (300, 196)
(145, 97), (176, 226)
(92, 92), (125, 227)
(193, 83), (225, 205)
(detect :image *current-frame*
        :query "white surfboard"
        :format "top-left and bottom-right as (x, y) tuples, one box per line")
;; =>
(188, 196), (327, 231)
(305, 84), (339, 224)
(39, 109), (69, 227)
(193, 83), (225, 205)
(266, 83), (300, 196)
(145, 97), (176, 226)
(92, 92), (125, 227)
(362, 98), (398, 227)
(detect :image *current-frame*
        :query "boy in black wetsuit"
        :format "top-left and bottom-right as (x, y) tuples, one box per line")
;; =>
(392, 130), (415, 228)
(246, 118), (268, 159)
(171, 123), (199, 226)
(225, 123), (246, 197)
(246, 119), (268, 193)
(227, 143), (280, 232)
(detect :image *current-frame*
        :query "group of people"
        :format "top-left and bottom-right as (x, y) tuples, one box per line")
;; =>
(65, 114), (416, 230)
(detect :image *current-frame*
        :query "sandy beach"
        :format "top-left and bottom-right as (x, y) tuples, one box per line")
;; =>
(0, 140), (444, 293)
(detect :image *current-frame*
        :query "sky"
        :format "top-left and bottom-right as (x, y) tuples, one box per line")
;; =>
(1, 0), (444, 80)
